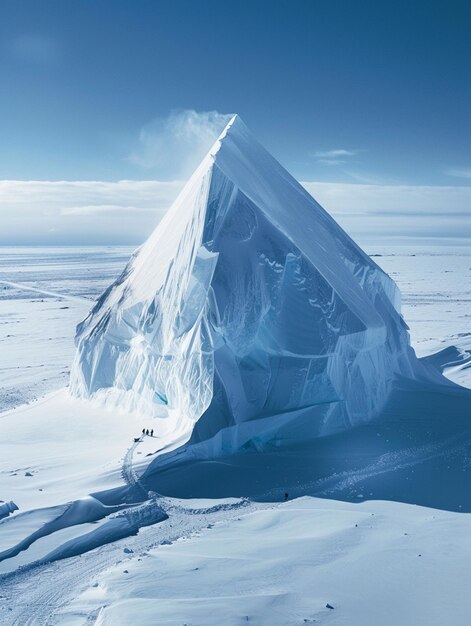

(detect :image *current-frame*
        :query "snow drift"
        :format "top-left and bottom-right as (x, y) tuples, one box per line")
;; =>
(70, 115), (419, 459)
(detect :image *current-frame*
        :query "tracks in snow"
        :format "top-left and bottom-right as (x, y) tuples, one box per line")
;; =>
(0, 497), (265, 625)
(0, 425), (258, 624)
(0, 280), (92, 304)
(121, 437), (148, 499)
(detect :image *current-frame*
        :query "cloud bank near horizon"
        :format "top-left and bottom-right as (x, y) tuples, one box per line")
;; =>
(0, 178), (470, 246)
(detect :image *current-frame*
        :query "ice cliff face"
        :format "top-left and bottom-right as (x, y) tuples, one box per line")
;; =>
(70, 115), (417, 458)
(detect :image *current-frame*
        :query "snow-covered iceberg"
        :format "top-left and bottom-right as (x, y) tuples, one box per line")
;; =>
(70, 115), (418, 458)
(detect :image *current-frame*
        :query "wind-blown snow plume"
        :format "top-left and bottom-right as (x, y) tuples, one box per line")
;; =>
(128, 109), (233, 179)
(70, 115), (420, 462)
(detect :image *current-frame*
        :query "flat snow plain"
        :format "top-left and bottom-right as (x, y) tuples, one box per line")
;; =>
(0, 243), (470, 625)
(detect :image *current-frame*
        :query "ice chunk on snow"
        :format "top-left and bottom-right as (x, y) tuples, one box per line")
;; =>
(0, 501), (18, 520)
(70, 115), (418, 459)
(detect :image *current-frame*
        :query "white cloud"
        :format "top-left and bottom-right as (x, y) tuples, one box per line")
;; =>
(60, 204), (157, 216)
(311, 148), (362, 166)
(0, 179), (470, 245)
(445, 168), (471, 179)
(312, 149), (360, 158)
(0, 180), (183, 244)
(128, 110), (233, 179)
(303, 181), (471, 243)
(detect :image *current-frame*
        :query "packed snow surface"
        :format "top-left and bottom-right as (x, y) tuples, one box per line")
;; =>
(68, 498), (471, 626)
(70, 116), (425, 463)
(0, 243), (470, 625)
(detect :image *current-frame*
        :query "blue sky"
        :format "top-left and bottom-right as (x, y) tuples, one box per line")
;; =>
(1, 0), (470, 244)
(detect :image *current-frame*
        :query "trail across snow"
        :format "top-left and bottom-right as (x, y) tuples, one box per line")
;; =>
(121, 437), (147, 498)
(0, 497), (263, 625)
(0, 280), (92, 304)
(4, 496), (471, 626)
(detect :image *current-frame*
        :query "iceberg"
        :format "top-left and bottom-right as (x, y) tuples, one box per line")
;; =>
(70, 115), (420, 459)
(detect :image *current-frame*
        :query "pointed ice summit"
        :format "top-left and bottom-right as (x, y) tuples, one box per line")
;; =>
(71, 115), (418, 457)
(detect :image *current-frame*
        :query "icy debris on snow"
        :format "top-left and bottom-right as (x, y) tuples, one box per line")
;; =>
(0, 501), (18, 520)
(71, 115), (422, 462)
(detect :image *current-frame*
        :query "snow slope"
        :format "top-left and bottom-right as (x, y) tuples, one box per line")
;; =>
(66, 498), (471, 626)
(0, 246), (470, 625)
(70, 116), (423, 463)
(0, 246), (132, 412)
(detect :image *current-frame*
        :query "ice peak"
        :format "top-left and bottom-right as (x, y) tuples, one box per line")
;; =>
(71, 114), (417, 459)
(219, 113), (243, 138)
(208, 114), (249, 158)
